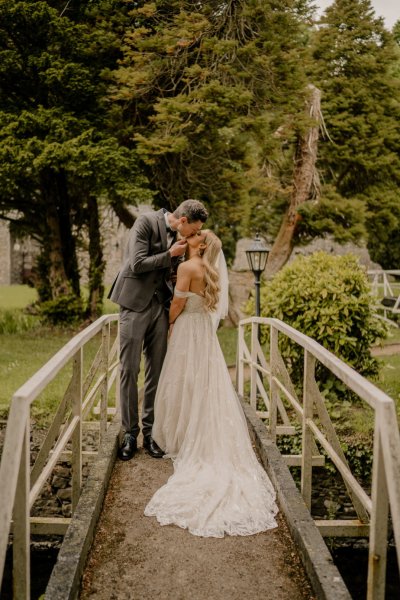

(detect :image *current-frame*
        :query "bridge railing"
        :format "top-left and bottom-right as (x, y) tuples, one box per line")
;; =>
(0, 314), (119, 600)
(367, 269), (400, 320)
(237, 317), (400, 600)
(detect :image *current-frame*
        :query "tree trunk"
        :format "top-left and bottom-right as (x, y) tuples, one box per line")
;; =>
(46, 211), (72, 298)
(40, 168), (79, 299)
(266, 85), (321, 278)
(87, 195), (105, 320)
(56, 170), (80, 296)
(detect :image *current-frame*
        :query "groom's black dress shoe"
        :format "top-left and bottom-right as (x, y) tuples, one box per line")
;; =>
(143, 436), (164, 458)
(118, 433), (137, 461)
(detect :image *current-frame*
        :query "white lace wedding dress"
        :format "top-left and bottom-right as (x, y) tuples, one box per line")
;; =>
(144, 291), (278, 538)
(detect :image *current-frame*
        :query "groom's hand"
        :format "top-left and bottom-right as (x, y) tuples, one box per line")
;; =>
(169, 239), (187, 257)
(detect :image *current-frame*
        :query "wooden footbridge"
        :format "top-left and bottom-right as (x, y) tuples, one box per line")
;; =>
(1, 313), (400, 599)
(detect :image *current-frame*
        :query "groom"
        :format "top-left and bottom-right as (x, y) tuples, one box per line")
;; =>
(109, 199), (208, 460)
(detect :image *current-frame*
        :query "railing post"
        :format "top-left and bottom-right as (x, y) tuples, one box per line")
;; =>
(236, 322), (244, 396)
(301, 350), (315, 510)
(13, 418), (30, 600)
(367, 413), (389, 600)
(100, 324), (110, 443)
(250, 321), (258, 409)
(71, 348), (83, 512)
(115, 320), (121, 413)
(269, 325), (279, 442)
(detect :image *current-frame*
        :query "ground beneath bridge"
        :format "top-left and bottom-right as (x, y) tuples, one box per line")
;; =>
(80, 438), (314, 600)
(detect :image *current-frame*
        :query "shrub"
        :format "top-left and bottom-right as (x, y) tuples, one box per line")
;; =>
(39, 294), (84, 326)
(247, 251), (387, 394)
(0, 309), (40, 334)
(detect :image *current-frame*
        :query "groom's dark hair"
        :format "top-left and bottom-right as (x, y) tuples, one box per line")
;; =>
(174, 199), (208, 223)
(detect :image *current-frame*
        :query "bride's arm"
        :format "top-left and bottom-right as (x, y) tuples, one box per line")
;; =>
(168, 262), (192, 325)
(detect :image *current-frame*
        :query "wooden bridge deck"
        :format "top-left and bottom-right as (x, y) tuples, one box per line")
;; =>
(79, 437), (315, 600)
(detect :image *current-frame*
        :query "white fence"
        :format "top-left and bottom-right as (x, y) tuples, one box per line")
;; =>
(0, 314), (119, 599)
(368, 270), (400, 319)
(237, 317), (400, 600)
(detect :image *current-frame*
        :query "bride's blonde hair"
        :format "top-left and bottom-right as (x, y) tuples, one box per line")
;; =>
(200, 231), (222, 312)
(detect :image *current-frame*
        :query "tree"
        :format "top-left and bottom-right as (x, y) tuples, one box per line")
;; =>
(0, 0), (151, 317)
(304, 0), (400, 268)
(110, 0), (314, 258)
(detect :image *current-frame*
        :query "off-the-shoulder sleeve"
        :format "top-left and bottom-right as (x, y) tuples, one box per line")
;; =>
(174, 289), (191, 298)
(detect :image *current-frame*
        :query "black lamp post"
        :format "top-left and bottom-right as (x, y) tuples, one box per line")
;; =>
(246, 233), (269, 317)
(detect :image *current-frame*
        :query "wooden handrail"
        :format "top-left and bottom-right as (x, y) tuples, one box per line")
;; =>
(237, 316), (400, 600)
(0, 314), (119, 599)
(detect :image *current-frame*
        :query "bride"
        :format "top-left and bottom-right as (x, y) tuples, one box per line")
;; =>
(144, 230), (278, 538)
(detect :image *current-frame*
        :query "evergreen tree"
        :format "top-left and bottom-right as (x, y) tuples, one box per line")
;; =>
(0, 0), (150, 316)
(305, 0), (400, 268)
(110, 0), (313, 257)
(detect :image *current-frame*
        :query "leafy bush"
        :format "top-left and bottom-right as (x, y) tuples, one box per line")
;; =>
(39, 294), (84, 326)
(247, 251), (387, 394)
(0, 309), (40, 334)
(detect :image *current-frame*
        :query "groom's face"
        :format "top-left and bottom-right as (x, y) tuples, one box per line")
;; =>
(177, 217), (203, 239)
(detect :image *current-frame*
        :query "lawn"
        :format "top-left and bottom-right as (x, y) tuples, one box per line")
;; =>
(0, 327), (74, 421)
(0, 285), (37, 309)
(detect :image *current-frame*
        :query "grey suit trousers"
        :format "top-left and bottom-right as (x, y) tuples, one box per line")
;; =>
(119, 297), (169, 438)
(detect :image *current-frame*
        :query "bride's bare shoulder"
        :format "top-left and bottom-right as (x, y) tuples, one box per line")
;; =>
(177, 259), (202, 275)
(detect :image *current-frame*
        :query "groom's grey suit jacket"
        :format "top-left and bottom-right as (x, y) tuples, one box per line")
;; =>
(108, 209), (174, 312)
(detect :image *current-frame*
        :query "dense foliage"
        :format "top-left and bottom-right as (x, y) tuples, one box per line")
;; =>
(1, 0), (400, 315)
(247, 251), (387, 391)
(301, 0), (400, 268)
(0, 0), (151, 318)
(110, 0), (313, 256)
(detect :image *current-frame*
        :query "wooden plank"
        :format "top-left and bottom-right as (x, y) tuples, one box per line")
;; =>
(310, 377), (370, 523)
(100, 325), (109, 442)
(0, 399), (29, 585)
(71, 349), (83, 512)
(301, 351), (315, 510)
(378, 401), (400, 575)
(284, 455), (325, 467)
(29, 416), (80, 509)
(262, 317), (393, 411)
(236, 323), (245, 396)
(82, 342), (103, 399)
(82, 372), (105, 416)
(316, 520), (370, 538)
(30, 375), (74, 487)
(307, 420), (372, 515)
(367, 421), (389, 600)
(50, 450), (97, 461)
(13, 420), (30, 600)
(250, 321), (258, 410)
(276, 426), (297, 435)
(273, 375), (303, 420)
(10, 517), (71, 536)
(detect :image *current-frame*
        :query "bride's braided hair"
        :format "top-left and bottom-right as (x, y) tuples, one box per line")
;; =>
(201, 231), (222, 312)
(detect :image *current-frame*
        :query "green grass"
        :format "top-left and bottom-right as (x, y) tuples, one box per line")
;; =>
(383, 326), (400, 345)
(0, 284), (118, 314)
(0, 327), (73, 421)
(0, 285), (37, 309)
(217, 326), (237, 366)
(376, 354), (400, 419)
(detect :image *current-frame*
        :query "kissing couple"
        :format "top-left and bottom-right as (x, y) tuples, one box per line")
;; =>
(108, 199), (278, 538)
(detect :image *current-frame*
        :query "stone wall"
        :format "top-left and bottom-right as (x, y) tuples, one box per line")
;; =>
(227, 236), (382, 326)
